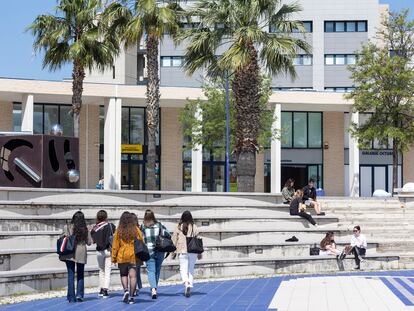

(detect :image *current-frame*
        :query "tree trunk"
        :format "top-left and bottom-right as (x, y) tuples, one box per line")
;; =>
(232, 42), (260, 192)
(71, 61), (85, 138)
(392, 138), (399, 195)
(145, 34), (160, 190)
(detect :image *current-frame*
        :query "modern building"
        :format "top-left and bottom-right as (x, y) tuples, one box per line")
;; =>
(0, 0), (412, 196)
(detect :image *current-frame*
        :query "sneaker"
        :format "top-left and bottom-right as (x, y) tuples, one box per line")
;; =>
(122, 291), (130, 304)
(184, 286), (191, 298)
(339, 251), (346, 261)
(76, 297), (83, 302)
(128, 297), (135, 304)
(359, 257), (365, 263)
(151, 288), (157, 299)
(133, 289), (139, 297)
(102, 289), (109, 299)
(354, 266), (360, 270)
(98, 288), (104, 297)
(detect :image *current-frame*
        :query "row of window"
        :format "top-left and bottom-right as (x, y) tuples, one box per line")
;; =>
(161, 56), (184, 67)
(325, 54), (356, 65)
(325, 87), (355, 93)
(269, 20), (367, 34)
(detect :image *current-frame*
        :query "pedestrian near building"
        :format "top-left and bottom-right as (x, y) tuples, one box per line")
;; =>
(140, 209), (170, 299)
(112, 212), (144, 304)
(282, 178), (295, 204)
(172, 211), (202, 297)
(91, 210), (116, 298)
(60, 211), (92, 303)
(130, 212), (143, 295)
(302, 179), (325, 216)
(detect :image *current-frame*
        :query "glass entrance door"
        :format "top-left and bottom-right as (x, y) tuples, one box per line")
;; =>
(121, 155), (145, 190)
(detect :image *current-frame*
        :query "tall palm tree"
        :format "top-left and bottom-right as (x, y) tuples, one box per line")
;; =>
(180, 0), (310, 192)
(104, 0), (180, 190)
(28, 0), (121, 137)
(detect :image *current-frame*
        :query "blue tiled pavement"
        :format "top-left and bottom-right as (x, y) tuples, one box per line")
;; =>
(2, 270), (414, 311)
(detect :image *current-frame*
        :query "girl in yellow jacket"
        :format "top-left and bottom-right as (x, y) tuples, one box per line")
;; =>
(112, 211), (144, 305)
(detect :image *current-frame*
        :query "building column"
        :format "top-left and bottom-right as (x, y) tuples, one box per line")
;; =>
(0, 102), (13, 131)
(349, 112), (360, 197)
(403, 146), (414, 185)
(191, 108), (202, 192)
(21, 94), (34, 133)
(104, 97), (121, 190)
(271, 104), (281, 193)
(255, 152), (265, 192)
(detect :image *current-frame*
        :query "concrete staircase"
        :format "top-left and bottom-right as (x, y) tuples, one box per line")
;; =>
(0, 191), (406, 296)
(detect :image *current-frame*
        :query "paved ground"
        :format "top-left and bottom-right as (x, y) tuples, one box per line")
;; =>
(1, 270), (414, 310)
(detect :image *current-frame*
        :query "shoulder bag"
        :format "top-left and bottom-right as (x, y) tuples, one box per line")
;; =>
(134, 238), (150, 261)
(186, 225), (204, 254)
(155, 223), (176, 253)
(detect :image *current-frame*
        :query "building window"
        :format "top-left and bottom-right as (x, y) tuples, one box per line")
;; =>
(325, 21), (367, 32)
(270, 21), (313, 33)
(293, 54), (313, 66)
(161, 56), (184, 67)
(281, 112), (322, 149)
(12, 103), (22, 132)
(27, 103), (74, 136)
(325, 87), (355, 93)
(324, 54), (357, 65)
(272, 87), (314, 91)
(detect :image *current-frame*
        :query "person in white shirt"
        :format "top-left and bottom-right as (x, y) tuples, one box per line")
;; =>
(340, 225), (367, 269)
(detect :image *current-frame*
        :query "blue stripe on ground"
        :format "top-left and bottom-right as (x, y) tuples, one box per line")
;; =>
(379, 277), (414, 306)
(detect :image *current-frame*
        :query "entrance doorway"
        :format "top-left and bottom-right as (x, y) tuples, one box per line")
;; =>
(281, 164), (323, 191)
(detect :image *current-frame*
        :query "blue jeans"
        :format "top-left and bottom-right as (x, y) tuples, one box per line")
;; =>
(65, 261), (85, 302)
(146, 252), (164, 289)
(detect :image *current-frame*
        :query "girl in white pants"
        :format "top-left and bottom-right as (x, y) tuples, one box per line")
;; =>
(172, 211), (202, 297)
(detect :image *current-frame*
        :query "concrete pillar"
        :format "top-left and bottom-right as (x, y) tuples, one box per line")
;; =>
(403, 146), (414, 185)
(349, 112), (360, 197)
(271, 104), (281, 193)
(323, 112), (345, 196)
(191, 108), (202, 192)
(160, 108), (183, 191)
(21, 94), (34, 133)
(312, 17), (324, 91)
(255, 152), (265, 192)
(0, 102), (13, 131)
(104, 97), (122, 190)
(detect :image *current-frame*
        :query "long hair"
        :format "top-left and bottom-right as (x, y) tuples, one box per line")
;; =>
(284, 178), (294, 188)
(117, 211), (136, 242)
(179, 210), (194, 235)
(130, 212), (139, 227)
(96, 210), (108, 224)
(71, 211), (88, 243)
(143, 209), (157, 228)
(320, 231), (335, 249)
(293, 189), (303, 199)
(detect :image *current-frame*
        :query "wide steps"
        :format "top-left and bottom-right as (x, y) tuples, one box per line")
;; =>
(0, 254), (399, 296)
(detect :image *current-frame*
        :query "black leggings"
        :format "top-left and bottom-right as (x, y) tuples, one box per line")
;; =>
(290, 211), (316, 225)
(352, 246), (366, 267)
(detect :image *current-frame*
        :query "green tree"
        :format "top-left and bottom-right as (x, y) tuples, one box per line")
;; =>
(347, 11), (414, 193)
(180, 76), (275, 161)
(104, 0), (181, 190)
(28, 0), (121, 137)
(178, 0), (309, 192)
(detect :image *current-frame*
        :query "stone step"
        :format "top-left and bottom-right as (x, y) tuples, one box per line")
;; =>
(0, 254), (400, 297)
(0, 215), (338, 232)
(0, 242), (380, 272)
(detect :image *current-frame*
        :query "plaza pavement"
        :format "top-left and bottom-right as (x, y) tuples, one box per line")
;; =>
(1, 270), (414, 311)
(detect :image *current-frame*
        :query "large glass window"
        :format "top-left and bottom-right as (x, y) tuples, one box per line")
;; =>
(161, 56), (184, 67)
(282, 112), (322, 149)
(12, 103), (22, 132)
(325, 54), (357, 65)
(31, 103), (74, 136)
(270, 21), (313, 33)
(293, 55), (313, 66)
(293, 112), (307, 148)
(325, 21), (367, 32)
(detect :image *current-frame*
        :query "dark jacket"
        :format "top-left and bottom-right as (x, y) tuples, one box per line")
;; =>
(302, 185), (316, 202)
(289, 197), (301, 215)
(91, 222), (116, 251)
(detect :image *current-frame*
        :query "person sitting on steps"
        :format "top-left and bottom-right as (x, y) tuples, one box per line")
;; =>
(302, 178), (325, 216)
(289, 190), (317, 226)
(340, 225), (367, 270)
(319, 231), (345, 258)
(282, 178), (295, 204)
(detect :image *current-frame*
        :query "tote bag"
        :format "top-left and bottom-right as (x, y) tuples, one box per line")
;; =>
(134, 238), (150, 261)
(186, 226), (204, 254)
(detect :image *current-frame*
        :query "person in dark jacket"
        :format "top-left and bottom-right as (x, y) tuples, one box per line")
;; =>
(302, 179), (325, 215)
(91, 210), (116, 299)
(290, 190), (317, 226)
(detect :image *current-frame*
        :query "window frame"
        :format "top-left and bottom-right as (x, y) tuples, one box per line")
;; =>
(324, 20), (368, 33)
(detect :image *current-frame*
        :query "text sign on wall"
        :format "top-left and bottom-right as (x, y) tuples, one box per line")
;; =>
(121, 144), (143, 154)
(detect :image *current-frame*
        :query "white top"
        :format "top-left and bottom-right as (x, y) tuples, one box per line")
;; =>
(351, 234), (367, 248)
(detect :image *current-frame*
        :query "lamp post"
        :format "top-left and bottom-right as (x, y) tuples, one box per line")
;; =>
(225, 69), (230, 192)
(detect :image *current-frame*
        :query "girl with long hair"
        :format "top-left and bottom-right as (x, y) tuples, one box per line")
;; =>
(320, 231), (344, 257)
(282, 178), (295, 204)
(172, 211), (202, 297)
(60, 211), (92, 303)
(140, 209), (170, 299)
(112, 212), (144, 305)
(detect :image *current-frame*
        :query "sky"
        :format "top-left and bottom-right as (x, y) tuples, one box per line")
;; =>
(0, 0), (413, 81)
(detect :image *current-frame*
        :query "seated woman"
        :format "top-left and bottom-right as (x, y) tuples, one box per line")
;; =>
(289, 190), (316, 226)
(319, 231), (345, 257)
(282, 178), (295, 204)
(340, 225), (367, 270)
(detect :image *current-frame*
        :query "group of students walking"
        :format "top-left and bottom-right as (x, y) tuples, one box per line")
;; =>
(58, 209), (201, 304)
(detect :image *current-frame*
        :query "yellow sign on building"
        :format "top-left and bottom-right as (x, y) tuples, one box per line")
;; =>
(121, 144), (143, 154)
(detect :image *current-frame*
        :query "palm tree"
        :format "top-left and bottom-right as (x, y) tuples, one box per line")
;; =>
(28, 0), (121, 137)
(104, 0), (180, 190)
(180, 0), (310, 192)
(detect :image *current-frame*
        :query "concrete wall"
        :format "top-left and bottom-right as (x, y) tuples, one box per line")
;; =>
(79, 104), (100, 189)
(403, 147), (414, 185)
(161, 107), (183, 191)
(0, 101), (13, 131)
(323, 111), (345, 195)
(272, 66), (313, 88)
(255, 152), (265, 193)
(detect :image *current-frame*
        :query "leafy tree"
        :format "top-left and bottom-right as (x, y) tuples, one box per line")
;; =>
(104, 0), (181, 190)
(178, 0), (309, 192)
(347, 10), (414, 193)
(180, 76), (276, 160)
(28, 0), (121, 137)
